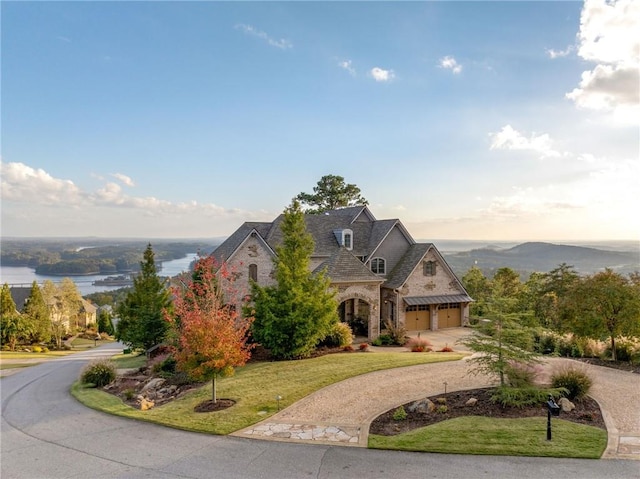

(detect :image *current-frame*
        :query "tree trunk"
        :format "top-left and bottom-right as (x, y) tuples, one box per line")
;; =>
(610, 335), (616, 362)
(212, 373), (217, 403)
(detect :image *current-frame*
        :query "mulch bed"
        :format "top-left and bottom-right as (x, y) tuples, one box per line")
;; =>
(576, 357), (640, 374)
(369, 387), (606, 436)
(194, 398), (235, 413)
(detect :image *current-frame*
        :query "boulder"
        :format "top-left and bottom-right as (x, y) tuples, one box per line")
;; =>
(407, 398), (436, 414)
(465, 398), (478, 407)
(558, 397), (575, 412)
(139, 398), (155, 411)
(141, 378), (166, 393)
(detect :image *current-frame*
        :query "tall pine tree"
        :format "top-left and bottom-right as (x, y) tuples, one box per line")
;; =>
(1, 283), (28, 350)
(116, 244), (173, 350)
(23, 281), (51, 343)
(250, 200), (338, 359)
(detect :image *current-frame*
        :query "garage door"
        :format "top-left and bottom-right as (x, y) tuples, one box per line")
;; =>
(438, 303), (461, 328)
(405, 305), (430, 330)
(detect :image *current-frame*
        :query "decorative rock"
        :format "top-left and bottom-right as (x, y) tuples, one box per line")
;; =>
(141, 378), (166, 393)
(558, 397), (575, 412)
(407, 398), (436, 414)
(139, 398), (155, 411)
(465, 398), (478, 407)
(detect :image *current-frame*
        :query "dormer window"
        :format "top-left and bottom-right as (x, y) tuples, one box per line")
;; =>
(371, 257), (386, 274)
(344, 231), (352, 249)
(333, 228), (353, 251)
(424, 260), (436, 276)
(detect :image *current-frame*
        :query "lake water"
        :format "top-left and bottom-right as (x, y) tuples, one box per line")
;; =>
(0, 253), (198, 296)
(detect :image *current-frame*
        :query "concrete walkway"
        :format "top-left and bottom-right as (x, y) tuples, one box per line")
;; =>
(234, 330), (640, 460)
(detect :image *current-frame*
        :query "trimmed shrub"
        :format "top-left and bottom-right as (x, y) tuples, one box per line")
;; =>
(80, 359), (116, 387)
(603, 338), (637, 362)
(358, 343), (369, 351)
(437, 344), (454, 352)
(490, 386), (565, 408)
(405, 337), (432, 352)
(383, 319), (407, 346)
(372, 334), (395, 346)
(392, 406), (407, 421)
(320, 322), (353, 348)
(31, 345), (43, 353)
(556, 334), (585, 358)
(582, 338), (604, 358)
(550, 365), (593, 400)
(505, 361), (542, 388)
(534, 330), (558, 355)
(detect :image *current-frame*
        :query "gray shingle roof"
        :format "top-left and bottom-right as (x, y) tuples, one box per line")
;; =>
(384, 243), (433, 289)
(404, 294), (474, 305)
(211, 222), (272, 263)
(314, 247), (385, 283)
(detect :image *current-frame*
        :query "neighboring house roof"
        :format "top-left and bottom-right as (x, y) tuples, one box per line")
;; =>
(314, 247), (385, 283)
(8, 287), (31, 313)
(80, 299), (97, 314)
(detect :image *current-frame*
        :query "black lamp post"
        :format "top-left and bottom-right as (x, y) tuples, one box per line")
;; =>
(546, 395), (560, 440)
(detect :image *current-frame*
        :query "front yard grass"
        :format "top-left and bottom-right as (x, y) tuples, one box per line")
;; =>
(111, 351), (146, 369)
(72, 351), (463, 434)
(368, 416), (607, 458)
(0, 350), (77, 360)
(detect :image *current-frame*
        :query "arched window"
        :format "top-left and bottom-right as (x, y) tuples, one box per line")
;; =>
(423, 261), (436, 276)
(249, 264), (258, 282)
(371, 257), (386, 274)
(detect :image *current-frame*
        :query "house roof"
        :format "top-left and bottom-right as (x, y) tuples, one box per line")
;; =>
(9, 287), (31, 313)
(211, 222), (273, 264)
(315, 247), (385, 283)
(384, 243), (433, 289)
(404, 294), (474, 306)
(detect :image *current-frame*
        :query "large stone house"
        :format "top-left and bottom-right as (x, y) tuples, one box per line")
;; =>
(212, 206), (472, 339)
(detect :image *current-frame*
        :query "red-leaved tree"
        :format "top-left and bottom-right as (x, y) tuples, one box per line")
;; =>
(167, 256), (254, 403)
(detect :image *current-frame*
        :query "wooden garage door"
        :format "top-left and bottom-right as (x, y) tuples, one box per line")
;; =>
(438, 303), (461, 328)
(405, 305), (430, 331)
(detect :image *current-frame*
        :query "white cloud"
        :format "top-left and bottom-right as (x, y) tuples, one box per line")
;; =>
(566, 0), (640, 123)
(0, 161), (277, 237)
(489, 125), (561, 158)
(235, 24), (292, 50)
(0, 161), (84, 205)
(338, 60), (356, 76)
(112, 173), (135, 187)
(370, 67), (395, 82)
(546, 46), (574, 59)
(439, 56), (462, 74)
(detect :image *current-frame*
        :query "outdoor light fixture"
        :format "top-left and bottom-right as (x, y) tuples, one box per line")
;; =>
(546, 395), (560, 440)
(276, 395), (282, 411)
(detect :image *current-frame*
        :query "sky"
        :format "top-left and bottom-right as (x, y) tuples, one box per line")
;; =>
(1, 0), (638, 242)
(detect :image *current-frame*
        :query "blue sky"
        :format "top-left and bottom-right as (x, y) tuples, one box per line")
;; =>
(2, 1), (638, 241)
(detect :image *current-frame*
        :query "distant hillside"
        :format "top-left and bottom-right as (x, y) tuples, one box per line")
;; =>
(442, 241), (639, 278)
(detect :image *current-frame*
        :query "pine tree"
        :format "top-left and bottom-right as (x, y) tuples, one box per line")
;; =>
(23, 281), (51, 343)
(250, 200), (339, 359)
(1, 283), (28, 350)
(459, 296), (540, 387)
(296, 174), (368, 214)
(116, 244), (173, 350)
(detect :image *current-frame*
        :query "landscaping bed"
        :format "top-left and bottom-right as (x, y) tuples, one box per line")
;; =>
(369, 387), (605, 436)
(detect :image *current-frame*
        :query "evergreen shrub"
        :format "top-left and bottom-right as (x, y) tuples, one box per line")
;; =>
(80, 359), (116, 387)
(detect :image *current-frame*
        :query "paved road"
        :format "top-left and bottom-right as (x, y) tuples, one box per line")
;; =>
(2, 344), (638, 479)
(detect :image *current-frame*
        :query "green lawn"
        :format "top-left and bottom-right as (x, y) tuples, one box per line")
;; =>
(0, 350), (76, 360)
(111, 352), (147, 369)
(0, 362), (40, 371)
(72, 351), (464, 434)
(368, 416), (607, 458)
